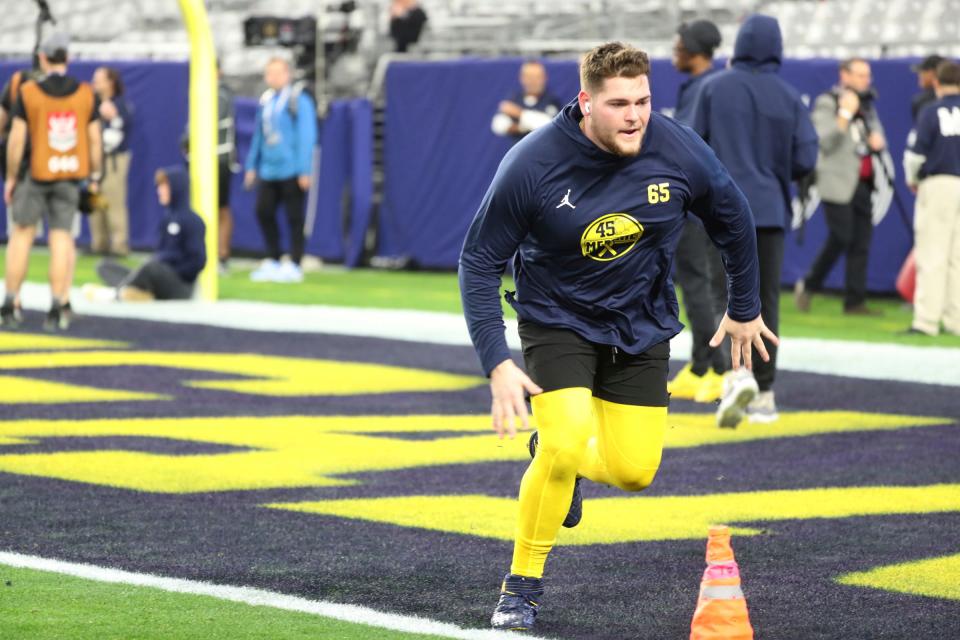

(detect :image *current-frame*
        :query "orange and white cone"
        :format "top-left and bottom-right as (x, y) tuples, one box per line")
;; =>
(689, 525), (754, 640)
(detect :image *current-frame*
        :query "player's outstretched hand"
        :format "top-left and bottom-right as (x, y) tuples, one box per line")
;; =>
(709, 313), (780, 371)
(489, 359), (543, 440)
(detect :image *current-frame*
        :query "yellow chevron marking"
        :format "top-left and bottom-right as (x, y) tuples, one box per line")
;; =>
(0, 375), (162, 404)
(0, 351), (483, 399)
(0, 333), (126, 351)
(0, 412), (950, 493)
(266, 484), (960, 545)
(837, 553), (960, 601)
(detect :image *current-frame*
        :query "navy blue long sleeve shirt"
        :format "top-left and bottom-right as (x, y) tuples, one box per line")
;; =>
(459, 101), (761, 375)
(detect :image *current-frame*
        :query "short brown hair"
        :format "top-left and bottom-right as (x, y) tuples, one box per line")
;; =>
(154, 168), (169, 186)
(580, 42), (650, 92)
(937, 60), (960, 86)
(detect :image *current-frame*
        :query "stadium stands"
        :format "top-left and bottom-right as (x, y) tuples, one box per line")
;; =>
(0, 0), (955, 95)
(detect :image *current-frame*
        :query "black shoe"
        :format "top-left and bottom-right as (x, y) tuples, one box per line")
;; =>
(900, 326), (935, 336)
(844, 304), (883, 316)
(527, 431), (583, 528)
(1, 299), (22, 329)
(60, 302), (73, 330)
(43, 303), (70, 332)
(490, 574), (543, 631)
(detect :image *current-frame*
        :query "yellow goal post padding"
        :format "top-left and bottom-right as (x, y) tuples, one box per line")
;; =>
(177, 0), (218, 301)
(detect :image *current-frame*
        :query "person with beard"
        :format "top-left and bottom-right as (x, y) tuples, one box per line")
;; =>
(794, 58), (887, 317)
(666, 19), (730, 405)
(692, 14), (818, 426)
(459, 42), (774, 632)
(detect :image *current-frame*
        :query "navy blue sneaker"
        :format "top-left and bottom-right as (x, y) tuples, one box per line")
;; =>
(528, 431), (583, 528)
(490, 574), (543, 631)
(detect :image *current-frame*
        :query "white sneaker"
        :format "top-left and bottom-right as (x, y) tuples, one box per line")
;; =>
(81, 283), (117, 303)
(715, 368), (759, 429)
(275, 261), (304, 283)
(747, 390), (779, 424)
(250, 259), (281, 282)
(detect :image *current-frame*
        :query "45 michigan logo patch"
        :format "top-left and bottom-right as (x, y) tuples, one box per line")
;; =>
(581, 213), (644, 261)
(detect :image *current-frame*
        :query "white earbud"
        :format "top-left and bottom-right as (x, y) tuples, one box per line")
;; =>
(584, 102), (591, 114)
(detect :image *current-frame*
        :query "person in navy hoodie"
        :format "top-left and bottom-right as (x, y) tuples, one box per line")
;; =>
(692, 14), (818, 425)
(459, 42), (776, 632)
(85, 166), (205, 302)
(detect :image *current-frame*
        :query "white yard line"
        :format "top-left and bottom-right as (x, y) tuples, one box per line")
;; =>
(7, 282), (960, 387)
(0, 551), (544, 640)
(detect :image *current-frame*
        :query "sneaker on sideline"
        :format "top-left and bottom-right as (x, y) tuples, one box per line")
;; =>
(747, 390), (779, 424)
(1, 297), (22, 329)
(250, 259), (281, 282)
(693, 368), (725, 403)
(82, 284), (118, 303)
(667, 363), (703, 400)
(275, 261), (304, 283)
(715, 368), (759, 429)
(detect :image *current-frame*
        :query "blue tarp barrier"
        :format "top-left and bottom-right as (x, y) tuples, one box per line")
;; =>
(0, 61), (372, 267)
(380, 57), (920, 292)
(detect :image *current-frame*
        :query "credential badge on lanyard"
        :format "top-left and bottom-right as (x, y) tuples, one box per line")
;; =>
(262, 86), (291, 146)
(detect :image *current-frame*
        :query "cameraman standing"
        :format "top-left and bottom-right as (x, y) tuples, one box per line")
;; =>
(795, 58), (886, 315)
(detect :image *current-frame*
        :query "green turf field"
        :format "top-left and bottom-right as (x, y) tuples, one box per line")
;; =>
(7, 248), (960, 347)
(0, 564), (451, 640)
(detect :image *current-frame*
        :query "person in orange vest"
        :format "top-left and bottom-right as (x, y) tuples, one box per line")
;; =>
(1, 32), (102, 331)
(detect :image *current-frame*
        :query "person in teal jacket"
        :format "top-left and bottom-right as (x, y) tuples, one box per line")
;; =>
(243, 57), (317, 283)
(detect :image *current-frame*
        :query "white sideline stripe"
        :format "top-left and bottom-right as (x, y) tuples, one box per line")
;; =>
(5, 282), (960, 387)
(0, 552), (548, 640)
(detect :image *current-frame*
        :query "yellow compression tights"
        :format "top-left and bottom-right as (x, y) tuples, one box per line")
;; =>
(510, 387), (667, 579)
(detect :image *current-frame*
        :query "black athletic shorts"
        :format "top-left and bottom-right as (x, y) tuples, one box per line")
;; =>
(127, 260), (194, 300)
(518, 319), (670, 407)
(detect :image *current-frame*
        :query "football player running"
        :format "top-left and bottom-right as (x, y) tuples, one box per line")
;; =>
(459, 42), (776, 632)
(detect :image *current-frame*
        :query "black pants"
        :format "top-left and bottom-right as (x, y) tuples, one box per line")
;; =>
(673, 220), (729, 376)
(805, 181), (874, 308)
(753, 229), (783, 393)
(255, 177), (306, 264)
(126, 260), (193, 300)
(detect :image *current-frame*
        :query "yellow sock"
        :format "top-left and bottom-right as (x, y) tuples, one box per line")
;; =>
(510, 387), (593, 578)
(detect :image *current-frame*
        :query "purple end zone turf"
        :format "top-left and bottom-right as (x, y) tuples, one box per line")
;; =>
(0, 315), (958, 639)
